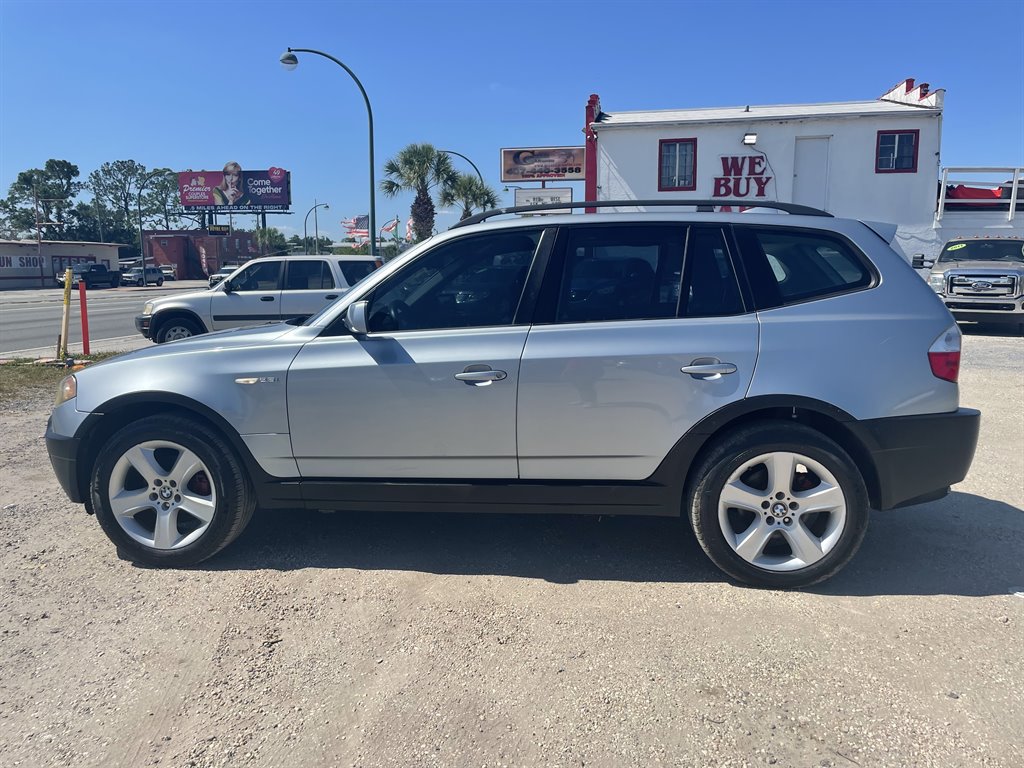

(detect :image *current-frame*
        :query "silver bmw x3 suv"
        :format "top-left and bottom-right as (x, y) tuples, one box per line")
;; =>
(46, 201), (980, 588)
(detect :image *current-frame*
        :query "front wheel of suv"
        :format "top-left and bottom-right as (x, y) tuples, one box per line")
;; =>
(687, 421), (869, 589)
(90, 415), (255, 567)
(155, 316), (202, 343)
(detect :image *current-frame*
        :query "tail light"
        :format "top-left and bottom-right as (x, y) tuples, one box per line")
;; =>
(928, 324), (961, 383)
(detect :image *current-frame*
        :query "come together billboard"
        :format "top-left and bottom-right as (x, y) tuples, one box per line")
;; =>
(178, 163), (291, 211)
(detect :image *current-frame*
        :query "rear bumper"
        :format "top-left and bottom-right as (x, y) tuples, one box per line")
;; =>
(46, 420), (84, 503)
(849, 408), (981, 510)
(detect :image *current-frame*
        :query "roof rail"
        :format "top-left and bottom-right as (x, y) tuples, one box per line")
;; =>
(451, 199), (832, 229)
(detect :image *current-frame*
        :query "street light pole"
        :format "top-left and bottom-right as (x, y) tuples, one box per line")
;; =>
(439, 149), (484, 185)
(137, 169), (167, 287)
(281, 48), (376, 257)
(303, 202), (329, 255)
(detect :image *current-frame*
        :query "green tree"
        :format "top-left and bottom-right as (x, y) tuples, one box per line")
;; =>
(380, 143), (455, 242)
(88, 160), (146, 230)
(439, 173), (500, 221)
(141, 168), (186, 230)
(253, 226), (288, 254)
(4, 159), (83, 238)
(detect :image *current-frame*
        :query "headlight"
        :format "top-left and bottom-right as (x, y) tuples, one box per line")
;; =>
(55, 375), (77, 406)
(143, 302), (154, 315)
(928, 273), (945, 293)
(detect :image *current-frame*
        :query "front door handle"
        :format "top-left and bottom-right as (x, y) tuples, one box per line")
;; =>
(455, 365), (508, 385)
(260, 296), (275, 302)
(325, 294), (339, 300)
(680, 358), (737, 379)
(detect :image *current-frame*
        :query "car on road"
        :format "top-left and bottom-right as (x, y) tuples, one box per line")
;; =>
(55, 263), (121, 289)
(47, 200), (979, 588)
(123, 266), (165, 287)
(136, 254), (382, 343)
(159, 264), (176, 281)
(918, 236), (1024, 332)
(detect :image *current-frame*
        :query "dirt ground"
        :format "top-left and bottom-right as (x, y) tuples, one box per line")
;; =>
(1, 331), (1021, 768)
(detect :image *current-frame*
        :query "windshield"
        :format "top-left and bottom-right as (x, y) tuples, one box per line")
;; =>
(938, 240), (1024, 263)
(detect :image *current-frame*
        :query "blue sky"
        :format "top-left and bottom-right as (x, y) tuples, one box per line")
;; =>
(1, 0), (1021, 241)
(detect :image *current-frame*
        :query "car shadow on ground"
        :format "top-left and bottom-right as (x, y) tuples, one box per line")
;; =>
(200, 491), (1023, 597)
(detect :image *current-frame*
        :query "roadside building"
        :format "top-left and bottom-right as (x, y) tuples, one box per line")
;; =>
(584, 79), (1023, 259)
(0, 240), (125, 290)
(142, 229), (258, 280)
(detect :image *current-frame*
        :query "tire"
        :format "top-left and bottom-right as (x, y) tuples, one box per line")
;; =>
(687, 421), (869, 589)
(155, 316), (202, 344)
(156, 278), (164, 286)
(90, 415), (255, 567)
(136, 279), (144, 287)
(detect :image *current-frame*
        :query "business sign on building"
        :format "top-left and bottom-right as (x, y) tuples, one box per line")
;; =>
(514, 187), (573, 214)
(500, 146), (585, 182)
(178, 164), (291, 211)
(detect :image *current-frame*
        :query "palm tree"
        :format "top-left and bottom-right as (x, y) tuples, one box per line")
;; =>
(380, 144), (455, 242)
(439, 173), (500, 221)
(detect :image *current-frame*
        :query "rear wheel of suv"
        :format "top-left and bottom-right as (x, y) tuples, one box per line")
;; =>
(687, 421), (869, 589)
(156, 316), (202, 343)
(90, 415), (255, 567)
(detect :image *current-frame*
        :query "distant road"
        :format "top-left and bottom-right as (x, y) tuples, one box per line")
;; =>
(0, 281), (208, 356)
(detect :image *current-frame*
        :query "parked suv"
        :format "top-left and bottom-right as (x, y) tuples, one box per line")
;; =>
(918, 237), (1024, 332)
(47, 201), (979, 588)
(123, 266), (165, 287)
(135, 254), (381, 343)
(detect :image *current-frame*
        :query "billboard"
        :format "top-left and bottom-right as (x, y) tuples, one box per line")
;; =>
(500, 146), (585, 182)
(514, 187), (573, 214)
(178, 163), (291, 211)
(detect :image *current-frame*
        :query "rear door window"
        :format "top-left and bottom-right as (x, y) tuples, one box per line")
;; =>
(285, 260), (334, 290)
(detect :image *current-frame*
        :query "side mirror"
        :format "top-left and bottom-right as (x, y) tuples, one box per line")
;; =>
(911, 254), (934, 269)
(222, 279), (234, 293)
(345, 300), (369, 335)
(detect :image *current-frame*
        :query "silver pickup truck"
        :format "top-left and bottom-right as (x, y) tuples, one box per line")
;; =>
(918, 237), (1024, 332)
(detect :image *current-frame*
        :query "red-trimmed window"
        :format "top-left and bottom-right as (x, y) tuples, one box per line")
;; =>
(876, 130), (919, 173)
(659, 138), (697, 191)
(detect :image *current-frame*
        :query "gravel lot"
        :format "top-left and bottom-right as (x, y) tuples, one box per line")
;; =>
(1, 330), (1021, 768)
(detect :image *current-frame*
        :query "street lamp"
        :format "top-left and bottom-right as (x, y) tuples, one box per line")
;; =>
(303, 202), (329, 254)
(281, 47), (376, 257)
(438, 149), (484, 185)
(137, 169), (168, 287)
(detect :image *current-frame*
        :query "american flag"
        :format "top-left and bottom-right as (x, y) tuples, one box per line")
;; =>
(405, 217), (414, 242)
(343, 214), (369, 240)
(380, 217), (399, 234)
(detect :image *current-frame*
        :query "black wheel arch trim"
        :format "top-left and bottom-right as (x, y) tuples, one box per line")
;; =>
(71, 391), (282, 506)
(151, 309), (208, 335)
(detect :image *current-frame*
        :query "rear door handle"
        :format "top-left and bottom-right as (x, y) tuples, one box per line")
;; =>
(260, 296), (275, 302)
(325, 294), (338, 300)
(680, 358), (737, 379)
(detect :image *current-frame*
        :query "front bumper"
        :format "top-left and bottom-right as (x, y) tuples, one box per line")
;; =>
(135, 314), (152, 338)
(46, 419), (84, 503)
(849, 408), (981, 510)
(943, 299), (1024, 324)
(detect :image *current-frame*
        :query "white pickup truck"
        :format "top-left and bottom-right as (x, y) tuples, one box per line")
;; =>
(135, 254), (381, 343)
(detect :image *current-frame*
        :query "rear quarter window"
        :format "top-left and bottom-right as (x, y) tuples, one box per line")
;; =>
(339, 260), (379, 286)
(736, 227), (874, 307)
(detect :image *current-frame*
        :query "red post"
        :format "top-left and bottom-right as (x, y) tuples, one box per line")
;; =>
(79, 280), (90, 355)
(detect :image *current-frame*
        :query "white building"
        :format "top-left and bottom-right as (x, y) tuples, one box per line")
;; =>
(584, 79), (1023, 259)
(0, 240), (124, 290)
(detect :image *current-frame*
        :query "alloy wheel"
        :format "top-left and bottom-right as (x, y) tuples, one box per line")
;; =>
(718, 451), (847, 572)
(107, 440), (217, 550)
